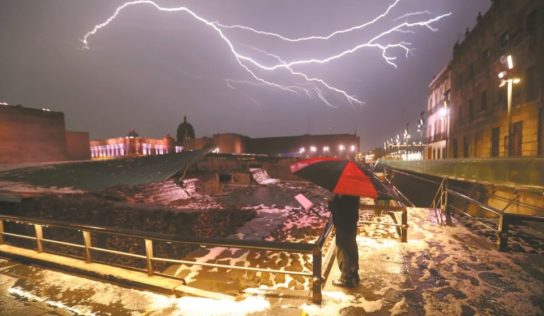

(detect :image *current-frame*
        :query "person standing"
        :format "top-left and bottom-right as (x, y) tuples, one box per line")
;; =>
(330, 194), (360, 288)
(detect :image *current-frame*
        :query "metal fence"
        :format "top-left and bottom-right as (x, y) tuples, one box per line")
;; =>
(381, 158), (544, 191)
(384, 167), (544, 251)
(0, 213), (335, 303)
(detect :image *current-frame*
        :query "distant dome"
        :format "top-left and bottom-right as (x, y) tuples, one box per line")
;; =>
(177, 116), (195, 143)
(126, 129), (140, 138)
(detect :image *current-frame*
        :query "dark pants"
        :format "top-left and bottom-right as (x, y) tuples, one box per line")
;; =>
(331, 195), (360, 281)
(335, 222), (359, 281)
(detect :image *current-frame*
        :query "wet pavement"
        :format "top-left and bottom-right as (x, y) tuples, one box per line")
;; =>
(0, 206), (543, 315)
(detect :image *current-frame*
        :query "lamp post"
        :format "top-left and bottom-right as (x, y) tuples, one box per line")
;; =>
(498, 54), (521, 157)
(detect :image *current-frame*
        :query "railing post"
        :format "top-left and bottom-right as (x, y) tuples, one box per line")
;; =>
(312, 246), (322, 304)
(145, 239), (154, 276)
(443, 179), (452, 226)
(82, 230), (92, 263)
(34, 224), (44, 253)
(497, 214), (510, 251)
(0, 220), (4, 244)
(400, 208), (408, 242)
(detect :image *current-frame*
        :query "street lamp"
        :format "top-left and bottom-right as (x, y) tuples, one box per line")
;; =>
(498, 54), (521, 156)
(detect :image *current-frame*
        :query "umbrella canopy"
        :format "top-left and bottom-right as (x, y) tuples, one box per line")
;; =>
(290, 157), (393, 199)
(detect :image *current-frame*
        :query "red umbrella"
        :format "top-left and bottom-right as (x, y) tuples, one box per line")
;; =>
(290, 157), (393, 199)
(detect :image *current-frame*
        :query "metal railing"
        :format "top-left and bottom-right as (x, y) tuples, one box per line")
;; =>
(0, 213), (335, 303)
(380, 158), (544, 191)
(384, 167), (544, 251)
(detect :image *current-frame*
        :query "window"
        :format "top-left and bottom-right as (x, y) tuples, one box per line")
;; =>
(463, 137), (469, 158)
(497, 87), (506, 109)
(452, 139), (458, 158)
(539, 108), (543, 156)
(491, 127), (500, 157)
(512, 121), (523, 157)
(469, 99), (475, 121)
(481, 91), (488, 111)
(482, 49), (491, 64)
(500, 31), (510, 47)
(474, 132), (482, 157)
(525, 66), (536, 101)
(527, 10), (537, 36)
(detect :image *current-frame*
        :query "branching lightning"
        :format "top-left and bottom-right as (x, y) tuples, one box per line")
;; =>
(82, 0), (450, 107)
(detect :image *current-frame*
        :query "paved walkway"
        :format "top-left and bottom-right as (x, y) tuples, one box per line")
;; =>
(0, 208), (543, 315)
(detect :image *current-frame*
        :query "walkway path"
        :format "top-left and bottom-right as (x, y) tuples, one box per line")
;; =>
(0, 207), (543, 315)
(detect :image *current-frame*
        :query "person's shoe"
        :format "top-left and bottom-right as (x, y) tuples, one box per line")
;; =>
(332, 279), (354, 288)
(352, 274), (360, 285)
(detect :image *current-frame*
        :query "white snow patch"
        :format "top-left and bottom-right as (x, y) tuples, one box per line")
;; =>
(0, 181), (84, 194)
(173, 295), (270, 316)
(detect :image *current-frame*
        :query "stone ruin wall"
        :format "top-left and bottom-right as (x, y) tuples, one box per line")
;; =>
(0, 107), (67, 164)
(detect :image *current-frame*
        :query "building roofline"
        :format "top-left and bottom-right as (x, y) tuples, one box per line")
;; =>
(428, 64), (451, 88)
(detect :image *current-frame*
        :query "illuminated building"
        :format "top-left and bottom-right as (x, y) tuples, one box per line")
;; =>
(247, 134), (360, 158)
(90, 130), (182, 159)
(91, 116), (359, 159)
(448, 0), (543, 158)
(0, 103), (90, 164)
(426, 65), (451, 160)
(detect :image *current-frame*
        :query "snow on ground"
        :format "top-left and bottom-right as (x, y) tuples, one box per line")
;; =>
(2, 177), (543, 315)
(294, 207), (544, 315)
(161, 182), (331, 294)
(0, 180), (84, 195)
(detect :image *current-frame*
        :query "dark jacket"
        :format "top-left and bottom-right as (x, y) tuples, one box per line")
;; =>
(330, 195), (360, 229)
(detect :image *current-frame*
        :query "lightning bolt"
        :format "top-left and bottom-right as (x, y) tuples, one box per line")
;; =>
(82, 0), (450, 107)
(212, 0), (403, 43)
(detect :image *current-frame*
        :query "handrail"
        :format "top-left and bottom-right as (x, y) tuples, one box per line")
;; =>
(490, 193), (544, 213)
(315, 217), (333, 248)
(446, 189), (503, 216)
(0, 214), (314, 253)
(381, 164), (544, 251)
(0, 212), (335, 304)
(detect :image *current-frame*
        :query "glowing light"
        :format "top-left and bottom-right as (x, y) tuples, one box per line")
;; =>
(438, 106), (449, 118)
(350, 145), (356, 152)
(82, 0), (450, 107)
(299, 147), (305, 153)
(507, 55), (514, 70)
(513, 78), (521, 84)
(323, 146), (330, 152)
(339, 144), (345, 152)
(310, 146), (317, 153)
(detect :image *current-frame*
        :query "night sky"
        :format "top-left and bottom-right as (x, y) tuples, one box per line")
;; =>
(0, 0), (490, 150)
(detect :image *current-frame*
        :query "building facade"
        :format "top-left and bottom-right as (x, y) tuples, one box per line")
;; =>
(449, 0), (543, 158)
(247, 134), (360, 158)
(0, 104), (90, 164)
(90, 131), (182, 159)
(426, 65), (451, 160)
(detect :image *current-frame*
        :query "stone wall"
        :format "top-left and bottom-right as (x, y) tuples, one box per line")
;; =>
(0, 106), (67, 164)
(65, 131), (91, 161)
